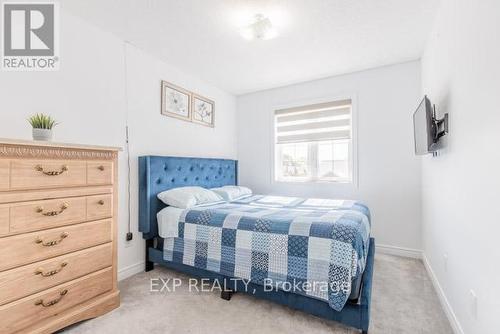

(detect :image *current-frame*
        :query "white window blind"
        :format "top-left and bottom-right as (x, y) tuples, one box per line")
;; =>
(274, 99), (353, 183)
(275, 99), (352, 144)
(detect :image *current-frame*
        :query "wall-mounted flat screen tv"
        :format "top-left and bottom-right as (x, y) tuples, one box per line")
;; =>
(413, 96), (436, 155)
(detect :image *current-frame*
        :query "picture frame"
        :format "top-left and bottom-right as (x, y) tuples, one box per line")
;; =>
(191, 94), (215, 127)
(161, 80), (191, 122)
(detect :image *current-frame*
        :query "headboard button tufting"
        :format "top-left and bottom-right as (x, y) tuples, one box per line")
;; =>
(139, 156), (237, 239)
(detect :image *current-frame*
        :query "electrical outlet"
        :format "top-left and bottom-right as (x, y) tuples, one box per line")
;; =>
(443, 253), (448, 272)
(469, 290), (478, 318)
(124, 233), (133, 248)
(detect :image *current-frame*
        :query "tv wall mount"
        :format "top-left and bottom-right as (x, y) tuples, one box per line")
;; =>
(430, 105), (449, 156)
(432, 105), (449, 142)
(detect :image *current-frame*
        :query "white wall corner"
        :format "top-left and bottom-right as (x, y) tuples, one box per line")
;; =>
(118, 261), (145, 281)
(422, 254), (465, 334)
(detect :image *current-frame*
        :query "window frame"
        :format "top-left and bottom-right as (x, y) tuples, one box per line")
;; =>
(270, 94), (358, 187)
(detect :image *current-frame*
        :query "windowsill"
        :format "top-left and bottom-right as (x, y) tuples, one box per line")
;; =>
(273, 179), (353, 185)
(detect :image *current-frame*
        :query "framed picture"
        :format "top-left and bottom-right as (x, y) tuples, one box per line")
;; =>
(161, 81), (191, 121)
(191, 94), (215, 127)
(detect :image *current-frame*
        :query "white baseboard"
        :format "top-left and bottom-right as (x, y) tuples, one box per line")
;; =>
(422, 254), (464, 334)
(376, 244), (422, 259)
(118, 261), (145, 281)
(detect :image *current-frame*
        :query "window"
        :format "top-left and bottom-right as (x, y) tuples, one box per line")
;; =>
(274, 99), (353, 183)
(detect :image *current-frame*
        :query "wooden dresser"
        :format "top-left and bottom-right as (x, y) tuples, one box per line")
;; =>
(0, 139), (120, 333)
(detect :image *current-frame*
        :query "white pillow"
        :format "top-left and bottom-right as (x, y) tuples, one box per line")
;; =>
(157, 186), (223, 209)
(211, 186), (252, 201)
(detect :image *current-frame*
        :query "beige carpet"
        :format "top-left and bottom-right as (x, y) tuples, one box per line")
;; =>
(62, 254), (453, 334)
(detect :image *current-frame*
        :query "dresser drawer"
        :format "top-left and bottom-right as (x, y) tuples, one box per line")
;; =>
(0, 268), (112, 334)
(87, 161), (113, 185)
(0, 243), (112, 305)
(10, 159), (87, 190)
(87, 194), (113, 221)
(9, 197), (87, 234)
(0, 219), (111, 271)
(0, 160), (9, 190)
(0, 205), (8, 236)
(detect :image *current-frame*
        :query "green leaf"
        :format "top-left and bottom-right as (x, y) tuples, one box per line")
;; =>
(27, 113), (58, 129)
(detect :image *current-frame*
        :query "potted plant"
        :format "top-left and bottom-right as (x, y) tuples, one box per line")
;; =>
(28, 114), (58, 141)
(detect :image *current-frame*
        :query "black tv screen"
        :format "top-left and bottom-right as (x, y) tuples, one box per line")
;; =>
(413, 96), (435, 155)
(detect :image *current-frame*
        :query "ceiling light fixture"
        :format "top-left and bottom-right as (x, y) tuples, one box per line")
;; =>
(240, 14), (278, 40)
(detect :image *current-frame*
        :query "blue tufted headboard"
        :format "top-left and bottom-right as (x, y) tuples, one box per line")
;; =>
(138, 156), (238, 239)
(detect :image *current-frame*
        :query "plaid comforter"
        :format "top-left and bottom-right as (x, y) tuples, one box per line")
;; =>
(163, 195), (371, 311)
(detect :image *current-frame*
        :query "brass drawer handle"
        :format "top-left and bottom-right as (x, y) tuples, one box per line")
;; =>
(35, 232), (68, 246)
(35, 164), (68, 176)
(35, 262), (68, 277)
(98, 165), (105, 171)
(34, 289), (68, 307)
(98, 200), (105, 206)
(36, 203), (69, 216)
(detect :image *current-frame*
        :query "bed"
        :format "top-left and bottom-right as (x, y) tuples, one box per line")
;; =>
(139, 156), (375, 333)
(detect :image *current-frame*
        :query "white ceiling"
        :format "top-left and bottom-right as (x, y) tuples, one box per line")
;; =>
(62, 0), (439, 95)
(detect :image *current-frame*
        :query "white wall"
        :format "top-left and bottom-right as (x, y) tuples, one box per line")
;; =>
(421, 1), (500, 333)
(236, 61), (422, 250)
(0, 9), (237, 278)
(123, 44), (237, 276)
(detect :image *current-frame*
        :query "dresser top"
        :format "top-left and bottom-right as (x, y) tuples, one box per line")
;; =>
(0, 138), (122, 152)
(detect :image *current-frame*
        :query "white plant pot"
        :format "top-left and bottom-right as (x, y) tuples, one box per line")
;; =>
(32, 128), (53, 141)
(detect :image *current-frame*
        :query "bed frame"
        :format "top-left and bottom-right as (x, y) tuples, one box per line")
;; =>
(139, 156), (374, 333)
